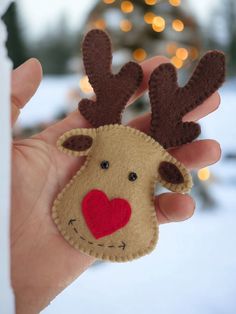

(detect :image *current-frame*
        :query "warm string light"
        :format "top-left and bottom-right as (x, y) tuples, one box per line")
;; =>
(169, 0), (181, 6)
(120, 19), (133, 32)
(172, 19), (184, 32)
(176, 47), (188, 60)
(144, 12), (155, 24)
(171, 56), (183, 69)
(152, 16), (165, 32)
(198, 168), (210, 181)
(93, 19), (106, 30)
(133, 48), (147, 61)
(103, 0), (116, 4)
(121, 1), (134, 13)
(102, 0), (191, 67)
(167, 45), (190, 66)
(80, 76), (93, 94)
(144, 0), (157, 5)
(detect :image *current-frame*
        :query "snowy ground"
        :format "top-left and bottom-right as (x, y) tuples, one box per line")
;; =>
(17, 75), (80, 127)
(42, 188), (236, 314)
(18, 75), (236, 314)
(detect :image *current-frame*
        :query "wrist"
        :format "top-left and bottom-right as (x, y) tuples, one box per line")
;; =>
(14, 287), (50, 314)
(12, 251), (95, 314)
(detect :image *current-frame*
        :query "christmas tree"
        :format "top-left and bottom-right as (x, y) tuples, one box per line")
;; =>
(84, 0), (201, 70)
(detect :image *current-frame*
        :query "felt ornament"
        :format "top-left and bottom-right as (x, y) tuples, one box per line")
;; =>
(52, 29), (225, 262)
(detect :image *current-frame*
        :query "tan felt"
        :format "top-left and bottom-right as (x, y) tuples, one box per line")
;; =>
(52, 125), (192, 262)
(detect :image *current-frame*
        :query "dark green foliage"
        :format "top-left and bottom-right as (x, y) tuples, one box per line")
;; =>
(30, 16), (81, 74)
(3, 4), (81, 74)
(31, 36), (73, 74)
(2, 2), (28, 68)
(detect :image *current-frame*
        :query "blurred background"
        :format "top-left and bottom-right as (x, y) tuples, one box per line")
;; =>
(4, 0), (236, 313)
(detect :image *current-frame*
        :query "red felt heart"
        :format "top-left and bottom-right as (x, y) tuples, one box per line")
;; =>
(82, 189), (131, 239)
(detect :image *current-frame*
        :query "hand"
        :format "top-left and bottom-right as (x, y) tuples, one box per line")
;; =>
(11, 58), (221, 314)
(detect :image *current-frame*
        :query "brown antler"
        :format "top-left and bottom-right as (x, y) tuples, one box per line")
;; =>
(79, 29), (143, 127)
(149, 51), (225, 149)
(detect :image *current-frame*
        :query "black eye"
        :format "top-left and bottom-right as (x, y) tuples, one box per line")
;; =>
(100, 160), (109, 169)
(128, 172), (138, 182)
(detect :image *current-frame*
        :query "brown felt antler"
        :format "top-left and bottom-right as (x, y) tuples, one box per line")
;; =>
(149, 51), (225, 149)
(79, 29), (143, 127)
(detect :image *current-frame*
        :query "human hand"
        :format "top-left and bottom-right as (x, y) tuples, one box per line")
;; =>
(11, 58), (221, 314)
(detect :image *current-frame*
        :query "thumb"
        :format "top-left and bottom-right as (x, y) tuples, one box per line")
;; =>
(11, 58), (43, 126)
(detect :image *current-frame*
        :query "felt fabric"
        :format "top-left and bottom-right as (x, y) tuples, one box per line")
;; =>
(78, 29), (143, 127)
(158, 161), (184, 184)
(52, 125), (192, 262)
(82, 189), (132, 239)
(149, 51), (225, 148)
(52, 29), (225, 263)
(57, 128), (97, 157)
(62, 135), (93, 151)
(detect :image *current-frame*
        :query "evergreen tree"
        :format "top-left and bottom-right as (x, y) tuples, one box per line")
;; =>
(2, 2), (28, 68)
(30, 15), (79, 74)
(84, 0), (201, 69)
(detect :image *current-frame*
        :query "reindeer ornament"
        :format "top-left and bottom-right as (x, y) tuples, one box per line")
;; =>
(52, 30), (225, 262)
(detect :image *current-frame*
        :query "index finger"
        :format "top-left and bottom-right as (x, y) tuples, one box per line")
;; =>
(183, 92), (220, 122)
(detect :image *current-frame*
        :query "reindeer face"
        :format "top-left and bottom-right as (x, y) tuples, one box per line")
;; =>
(52, 29), (225, 262)
(53, 125), (191, 261)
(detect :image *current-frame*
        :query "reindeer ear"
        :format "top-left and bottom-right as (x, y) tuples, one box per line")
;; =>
(157, 160), (192, 193)
(57, 128), (97, 157)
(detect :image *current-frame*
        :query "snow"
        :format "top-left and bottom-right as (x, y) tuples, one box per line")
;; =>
(19, 75), (236, 314)
(17, 75), (79, 127)
(201, 81), (236, 153)
(42, 203), (236, 314)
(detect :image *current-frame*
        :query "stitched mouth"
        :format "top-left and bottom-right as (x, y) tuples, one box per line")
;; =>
(68, 219), (126, 250)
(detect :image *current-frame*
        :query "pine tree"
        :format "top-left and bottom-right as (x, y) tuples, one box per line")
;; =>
(2, 2), (28, 68)
(30, 15), (79, 74)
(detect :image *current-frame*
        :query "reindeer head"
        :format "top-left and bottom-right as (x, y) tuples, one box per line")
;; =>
(52, 30), (225, 262)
